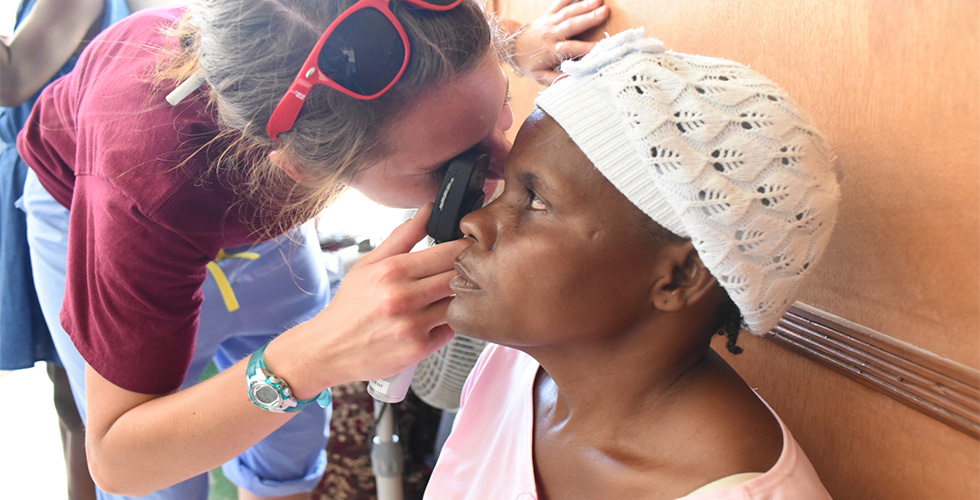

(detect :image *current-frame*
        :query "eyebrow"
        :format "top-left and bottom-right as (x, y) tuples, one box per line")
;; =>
(519, 171), (536, 187)
(519, 170), (550, 195)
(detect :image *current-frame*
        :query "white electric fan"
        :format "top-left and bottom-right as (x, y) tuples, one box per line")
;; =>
(410, 334), (488, 412)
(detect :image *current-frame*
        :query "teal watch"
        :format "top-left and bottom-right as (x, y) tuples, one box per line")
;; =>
(246, 343), (331, 413)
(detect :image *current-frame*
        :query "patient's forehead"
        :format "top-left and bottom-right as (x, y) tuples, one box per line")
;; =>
(509, 109), (666, 235)
(506, 111), (656, 226)
(509, 109), (593, 179)
(519, 109), (575, 149)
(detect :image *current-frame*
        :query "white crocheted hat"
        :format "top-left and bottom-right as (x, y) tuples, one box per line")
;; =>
(536, 28), (840, 335)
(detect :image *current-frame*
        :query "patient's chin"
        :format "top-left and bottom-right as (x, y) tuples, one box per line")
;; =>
(446, 302), (485, 341)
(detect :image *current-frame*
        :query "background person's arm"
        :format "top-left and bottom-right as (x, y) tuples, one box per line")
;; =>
(0, 0), (104, 106)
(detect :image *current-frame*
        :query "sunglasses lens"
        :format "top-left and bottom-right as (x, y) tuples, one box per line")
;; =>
(412, 0), (462, 6)
(318, 8), (406, 96)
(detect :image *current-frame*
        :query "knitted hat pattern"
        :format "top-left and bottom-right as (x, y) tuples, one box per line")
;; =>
(536, 29), (840, 335)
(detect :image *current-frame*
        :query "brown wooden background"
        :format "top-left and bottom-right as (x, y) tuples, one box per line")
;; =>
(491, 0), (980, 498)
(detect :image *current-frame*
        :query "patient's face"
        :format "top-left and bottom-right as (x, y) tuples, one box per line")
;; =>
(447, 109), (666, 347)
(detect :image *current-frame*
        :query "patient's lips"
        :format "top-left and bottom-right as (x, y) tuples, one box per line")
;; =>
(450, 262), (480, 291)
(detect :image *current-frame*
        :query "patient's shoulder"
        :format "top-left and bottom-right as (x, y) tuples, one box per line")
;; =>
(664, 351), (784, 485)
(532, 351), (784, 499)
(602, 350), (784, 497)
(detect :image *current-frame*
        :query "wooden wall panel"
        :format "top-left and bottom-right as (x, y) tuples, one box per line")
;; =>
(491, 0), (980, 498)
(714, 332), (979, 500)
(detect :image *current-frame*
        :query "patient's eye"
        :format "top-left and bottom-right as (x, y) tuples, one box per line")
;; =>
(518, 172), (548, 212)
(528, 189), (547, 211)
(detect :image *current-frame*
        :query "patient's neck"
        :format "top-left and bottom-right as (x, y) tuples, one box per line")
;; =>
(523, 316), (714, 426)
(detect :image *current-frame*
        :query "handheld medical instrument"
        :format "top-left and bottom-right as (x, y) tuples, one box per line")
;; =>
(367, 148), (489, 403)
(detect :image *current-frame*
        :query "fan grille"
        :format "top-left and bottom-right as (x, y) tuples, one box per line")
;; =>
(411, 335), (488, 411)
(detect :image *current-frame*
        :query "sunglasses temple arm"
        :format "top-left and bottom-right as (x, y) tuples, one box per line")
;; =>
(266, 90), (309, 142)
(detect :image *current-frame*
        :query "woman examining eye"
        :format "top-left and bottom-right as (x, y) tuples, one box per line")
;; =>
(13, 0), (609, 498)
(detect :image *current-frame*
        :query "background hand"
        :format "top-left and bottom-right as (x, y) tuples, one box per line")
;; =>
(508, 0), (610, 85)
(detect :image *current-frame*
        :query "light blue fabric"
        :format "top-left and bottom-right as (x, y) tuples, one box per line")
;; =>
(23, 169), (333, 499)
(0, 0), (131, 370)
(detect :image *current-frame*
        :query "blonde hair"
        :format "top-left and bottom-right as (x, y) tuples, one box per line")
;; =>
(158, 0), (501, 238)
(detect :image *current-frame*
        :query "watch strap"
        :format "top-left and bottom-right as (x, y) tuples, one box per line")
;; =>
(247, 342), (332, 413)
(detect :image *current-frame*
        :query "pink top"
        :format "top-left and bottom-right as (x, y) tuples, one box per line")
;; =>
(425, 344), (833, 500)
(17, 7), (266, 394)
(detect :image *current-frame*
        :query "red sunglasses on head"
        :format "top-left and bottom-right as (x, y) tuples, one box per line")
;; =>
(266, 0), (464, 142)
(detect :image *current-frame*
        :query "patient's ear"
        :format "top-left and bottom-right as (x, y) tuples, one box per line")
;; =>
(269, 150), (311, 185)
(651, 241), (718, 312)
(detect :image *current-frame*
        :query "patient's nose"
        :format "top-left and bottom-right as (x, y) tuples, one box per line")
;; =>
(459, 203), (497, 251)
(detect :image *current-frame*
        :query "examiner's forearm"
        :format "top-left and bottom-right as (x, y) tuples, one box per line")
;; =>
(83, 313), (411, 496)
(82, 209), (462, 496)
(83, 359), (298, 496)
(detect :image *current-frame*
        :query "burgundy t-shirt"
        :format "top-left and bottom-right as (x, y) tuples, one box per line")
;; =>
(18, 7), (268, 394)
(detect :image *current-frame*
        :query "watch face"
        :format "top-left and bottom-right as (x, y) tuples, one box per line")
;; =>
(252, 383), (282, 407)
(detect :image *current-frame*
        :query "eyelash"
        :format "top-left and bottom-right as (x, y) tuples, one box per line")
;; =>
(527, 188), (547, 211)
(426, 163), (449, 180)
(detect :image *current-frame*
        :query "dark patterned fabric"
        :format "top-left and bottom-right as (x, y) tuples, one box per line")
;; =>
(314, 382), (442, 500)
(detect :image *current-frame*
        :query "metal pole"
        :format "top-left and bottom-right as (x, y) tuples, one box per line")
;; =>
(371, 401), (404, 500)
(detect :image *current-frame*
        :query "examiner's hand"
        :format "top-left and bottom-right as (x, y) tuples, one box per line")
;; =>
(510, 0), (610, 85)
(280, 203), (468, 397)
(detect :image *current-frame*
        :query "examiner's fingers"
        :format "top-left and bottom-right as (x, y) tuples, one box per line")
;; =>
(397, 238), (470, 279)
(426, 323), (456, 355)
(388, 267), (461, 314)
(412, 267), (460, 300)
(420, 292), (454, 325)
(358, 203), (434, 265)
